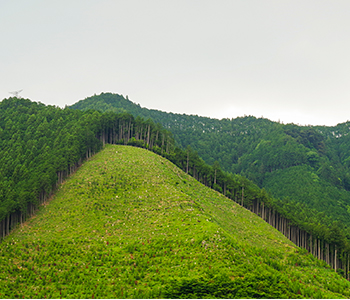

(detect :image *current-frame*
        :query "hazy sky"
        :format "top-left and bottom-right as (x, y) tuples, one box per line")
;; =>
(1, 0), (350, 126)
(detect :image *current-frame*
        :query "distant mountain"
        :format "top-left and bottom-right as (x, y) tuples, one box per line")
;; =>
(1, 144), (348, 298)
(70, 93), (350, 228)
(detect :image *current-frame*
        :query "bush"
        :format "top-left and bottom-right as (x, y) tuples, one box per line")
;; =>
(164, 271), (292, 299)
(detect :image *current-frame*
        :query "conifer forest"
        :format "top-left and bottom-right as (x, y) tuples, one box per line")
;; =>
(1, 94), (350, 298)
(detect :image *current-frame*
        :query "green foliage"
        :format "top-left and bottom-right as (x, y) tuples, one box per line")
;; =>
(2, 94), (350, 297)
(164, 272), (291, 299)
(70, 93), (350, 218)
(69, 92), (350, 257)
(0, 97), (175, 237)
(0, 145), (349, 298)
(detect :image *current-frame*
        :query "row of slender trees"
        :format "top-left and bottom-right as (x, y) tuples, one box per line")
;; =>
(0, 98), (174, 240)
(248, 197), (347, 275)
(70, 93), (350, 230)
(1, 97), (350, 279)
(168, 146), (350, 279)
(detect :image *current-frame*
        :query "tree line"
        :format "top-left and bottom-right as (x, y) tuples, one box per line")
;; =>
(70, 93), (350, 230)
(0, 98), (174, 239)
(2, 96), (350, 279)
(167, 145), (350, 279)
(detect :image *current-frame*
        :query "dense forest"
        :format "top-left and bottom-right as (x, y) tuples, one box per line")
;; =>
(71, 93), (350, 229)
(2, 95), (350, 280)
(0, 97), (174, 239)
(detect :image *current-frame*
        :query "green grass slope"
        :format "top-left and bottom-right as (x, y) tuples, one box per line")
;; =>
(0, 145), (349, 298)
(70, 93), (350, 230)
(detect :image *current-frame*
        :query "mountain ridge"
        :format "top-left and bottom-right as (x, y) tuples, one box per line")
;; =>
(70, 93), (350, 229)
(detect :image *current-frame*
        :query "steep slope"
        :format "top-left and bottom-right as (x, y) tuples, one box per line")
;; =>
(70, 93), (350, 229)
(1, 145), (349, 298)
(0, 97), (175, 241)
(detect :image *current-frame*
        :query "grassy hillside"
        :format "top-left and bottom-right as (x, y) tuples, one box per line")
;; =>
(70, 93), (350, 229)
(0, 145), (349, 298)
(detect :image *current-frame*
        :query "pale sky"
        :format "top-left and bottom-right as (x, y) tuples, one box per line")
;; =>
(1, 0), (350, 126)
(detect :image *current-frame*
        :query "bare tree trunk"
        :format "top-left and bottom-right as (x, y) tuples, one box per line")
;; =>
(161, 135), (164, 155)
(186, 151), (189, 174)
(128, 119), (132, 143)
(347, 254), (349, 281)
(1, 219), (4, 238)
(262, 202), (265, 220)
(166, 136), (170, 153)
(147, 124), (150, 147)
(6, 215), (10, 236)
(335, 247), (337, 272)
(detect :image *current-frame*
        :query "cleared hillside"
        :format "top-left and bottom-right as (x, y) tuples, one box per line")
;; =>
(70, 93), (350, 229)
(0, 145), (349, 298)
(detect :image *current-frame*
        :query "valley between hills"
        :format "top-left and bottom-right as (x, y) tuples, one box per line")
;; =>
(1, 145), (350, 298)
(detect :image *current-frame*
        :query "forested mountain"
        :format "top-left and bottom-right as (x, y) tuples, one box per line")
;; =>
(0, 97), (174, 238)
(1, 145), (350, 298)
(70, 93), (350, 228)
(3, 95), (350, 285)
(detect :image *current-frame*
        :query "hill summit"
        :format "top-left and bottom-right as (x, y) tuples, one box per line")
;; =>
(0, 145), (349, 298)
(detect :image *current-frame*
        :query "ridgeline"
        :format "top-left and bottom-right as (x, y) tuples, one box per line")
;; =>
(70, 93), (350, 278)
(71, 93), (350, 230)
